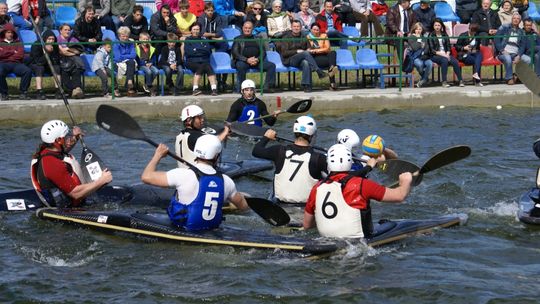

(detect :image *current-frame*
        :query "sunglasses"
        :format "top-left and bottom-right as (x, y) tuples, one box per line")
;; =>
(253, 7), (262, 10)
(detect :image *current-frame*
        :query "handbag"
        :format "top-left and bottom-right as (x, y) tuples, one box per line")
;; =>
(60, 55), (84, 72)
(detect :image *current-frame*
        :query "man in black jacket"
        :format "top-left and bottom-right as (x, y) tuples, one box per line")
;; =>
(150, 5), (179, 55)
(232, 21), (276, 93)
(413, 0), (435, 33)
(471, 0), (500, 46)
(456, 0), (478, 24)
(123, 5), (148, 40)
(73, 6), (103, 51)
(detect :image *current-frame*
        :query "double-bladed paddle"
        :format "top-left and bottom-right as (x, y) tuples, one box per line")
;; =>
(242, 99), (312, 124)
(95, 105), (290, 226)
(516, 61), (540, 97)
(376, 159), (423, 187)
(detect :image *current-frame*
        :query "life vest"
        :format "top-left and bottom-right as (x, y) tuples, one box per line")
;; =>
(314, 174), (364, 238)
(274, 148), (319, 204)
(238, 103), (262, 127)
(167, 167), (225, 231)
(175, 130), (197, 169)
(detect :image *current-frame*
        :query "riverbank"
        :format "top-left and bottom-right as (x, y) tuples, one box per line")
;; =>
(1, 83), (538, 124)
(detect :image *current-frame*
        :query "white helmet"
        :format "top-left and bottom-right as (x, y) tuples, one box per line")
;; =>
(327, 144), (352, 172)
(41, 120), (69, 143)
(194, 134), (222, 160)
(337, 129), (360, 151)
(293, 115), (317, 136)
(181, 105), (204, 122)
(241, 79), (256, 91)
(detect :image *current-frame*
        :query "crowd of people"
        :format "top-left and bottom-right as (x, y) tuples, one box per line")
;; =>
(1, 0), (540, 100)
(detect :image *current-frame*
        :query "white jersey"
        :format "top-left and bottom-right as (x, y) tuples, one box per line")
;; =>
(175, 131), (197, 169)
(274, 150), (319, 204)
(314, 181), (364, 238)
(166, 162), (237, 204)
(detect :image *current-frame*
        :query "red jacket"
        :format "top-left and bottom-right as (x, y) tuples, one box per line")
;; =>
(315, 11), (343, 33)
(372, 2), (388, 16)
(0, 24), (24, 63)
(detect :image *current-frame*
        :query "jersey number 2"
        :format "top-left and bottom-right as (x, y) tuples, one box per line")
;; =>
(322, 192), (337, 219)
(246, 110), (256, 124)
(202, 192), (219, 220)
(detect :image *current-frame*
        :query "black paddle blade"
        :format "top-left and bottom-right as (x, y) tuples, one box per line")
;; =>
(287, 99), (312, 113)
(377, 159), (422, 187)
(246, 197), (290, 226)
(420, 145), (472, 175)
(80, 146), (106, 182)
(230, 122), (268, 138)
(96, 105), (147, 141)
(516, 61), (540, 97)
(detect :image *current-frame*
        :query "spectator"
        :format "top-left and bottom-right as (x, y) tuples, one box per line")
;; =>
(315, 0), (349, 49)
(281, 0), (299, 13)
(29, 29), (61, 100)
(156, 0), (179, 14)
(232, 21), (276, 93)
(136, 32), (159, 96)
(522, 18), (540, 77)
(277, 20), (327, 92)
(385, 0), (416, 47)
(182, 23), (218, 95)
(455, 23), (484, 86)
(123, 5), (149, 40)
(0, 23), (31, 101)
(111, 0), (135, 30)
(267, 0), (291, 38)
(498, 0), (514, 26)
(213, 0), (245, 27)
(91, 38), (118, 97)
(57, 24), (85, 99)
(426, 18), (464, 87)
(197, 2), (228, 52)
(294, 0), (316, 34)
(175, 1), (197, 37)
(333, 0), (355, 26)
(158, 32), (184, 95)
(150, 4), (179, 54)
(189, 0), (205, 16)
(307, 23), (338, 90)
(73, 6), (103, 52)
(511, 0), (528, 19)
(494, 12), (530, 85)
(6, 0), (32, 30)
(350, 0), (384, 37)
(25, 0), (54, 31)
(456, 0), (479, 24)
(407, 22), (432, 87)
(471, 0), (501, 46)
(246, 0), (270, 49)
(371, 0), (389, 25)
(413, 0), (435, 33)
(0, 3), (14, 30)
(78, 0), (115, 30)
(113, 26), (138, 96)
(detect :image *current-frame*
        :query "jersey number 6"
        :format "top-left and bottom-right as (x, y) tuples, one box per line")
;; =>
(322, 192), (337, 219)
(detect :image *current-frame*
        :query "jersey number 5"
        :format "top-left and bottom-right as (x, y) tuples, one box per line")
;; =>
(202, 191), (219, 220)
(322, 192), (337, 219)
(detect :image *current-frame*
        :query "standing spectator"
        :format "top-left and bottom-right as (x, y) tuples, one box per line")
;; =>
(456, 0), (479, 24)
(175, 1), (197, 37)
(182, 23), (218, 95)
(158, 32), (184, 95)
(213, 0), (245, 27)
(294, 0), (316, 34)
(29, 30), (61, 100)
(407, 22), (432, 87)
(57, 24), (85, 99)
(350, 0), (384, 37)
(385, 0), (416, 47)
(307, 23), (338, 90)
(150, 5), (179, 54)
(511, 0), (529, 19)
(456, 23), (484, 86)
(189, 0), (205, 16)
(277, 20), (327, 92)
(26, 0), (54, 31)
(123, 5), (149, 40)
(0, 23), (31, 101)
(267, 0), (291, 38)
(78, 0), (115, 30)
(232, 21), (276, 92)
(426, 18), (464, 88)
(113, 26), (138, 96)
(247, 0), (270, 49)
(315, 0), (349, 49)
(91, 39), (118, 97)
(111, 0), (135, 30)
(371, 0), (389, 25)
(73, 6), (103, 52)
(494, 12), (529, 85)
(471, 0), (501, 46)
(0, 3), (14, 30)
(6, 0), (32, 30)
(522, 18), (540, 77)
(197, 2), (227, 52)
(498, 0), (514, 26)
(413, 0), (435, 33)
(136, 32), (159, 96)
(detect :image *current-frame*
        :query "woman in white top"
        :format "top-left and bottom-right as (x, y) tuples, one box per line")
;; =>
(266, 0), (292, 38)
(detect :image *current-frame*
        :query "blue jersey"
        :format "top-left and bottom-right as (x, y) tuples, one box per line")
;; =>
(238, 104), (262, 127)
(167, 168), (225, 231)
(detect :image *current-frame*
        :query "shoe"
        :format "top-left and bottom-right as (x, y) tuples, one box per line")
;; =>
(72, 87), (84, 99)
(114, 89), (121, 97)
(472, 73), (480, 81)
(416, 79), (426, 88)
(317, 70), (327, 79)
(1, 93), (9, 101)
(442, 81), (451, 88)
(211, 89), (218, 96)
(127, 88), (137, 97)
(54, 91), (63, 99)
(459, 80), (465, 87)
(103, 93), (111, 99)
(329, 83), (338, 91)
(37, 90), (46, 100)
(507, 79), (515, 85)
(475, 82), (484, 87)
(328, 65), (337, 78)
(192, 88), (202, 96)
(303, 85), (312, 93)
(19, 92), (31, 100)
(142, 83), (150, 93)
(150, 87), (157, 97)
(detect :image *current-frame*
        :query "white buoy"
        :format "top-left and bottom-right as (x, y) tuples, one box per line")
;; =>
(439, 105), (445, 109)
(496, 105), (502, 110)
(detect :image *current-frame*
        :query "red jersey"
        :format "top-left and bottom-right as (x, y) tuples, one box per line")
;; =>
(39, 150), (82, 198)
(305, 173), (386, 215)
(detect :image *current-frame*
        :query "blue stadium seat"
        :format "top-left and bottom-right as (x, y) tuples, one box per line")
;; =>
(341, 26), (365, 48)
(81, 54), (96, 77)
(19, 30), (37, 53)
(143, 6), (153, 23)
(102, 29), (117, 41)
(434, 2), (460, 22)
(210, 51), (237, 74)
(221, 27), (241, 49)
(411, 2), (420, 11)
(336, 49), (360, 71)
(528, 2), (540, 22)
(54, 6), (77, 28)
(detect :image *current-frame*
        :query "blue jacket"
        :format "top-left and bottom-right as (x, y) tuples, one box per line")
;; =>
(523, 30), (540, 57)
(184, 36), (212, 63)
(113, 41), (137, 63)
(494, 25), (526, 56)
(213, 0), (235, 16)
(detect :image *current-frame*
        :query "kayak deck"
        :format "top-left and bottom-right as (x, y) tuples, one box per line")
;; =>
(518, 188), (540, 225)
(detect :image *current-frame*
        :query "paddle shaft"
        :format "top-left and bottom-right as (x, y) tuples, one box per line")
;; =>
(241, 99), (312, 124)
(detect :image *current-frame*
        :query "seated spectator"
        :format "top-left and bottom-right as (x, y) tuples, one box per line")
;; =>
(232, 21), (276, 93)
(277, 20), (327, 92)
(156, 0), (179, 14)
(213, 0), (245, 28)
(78, 0), (115, 30)
(6, 0), (32, 30)
(158, 32), (184, 95)
(350, 0), (384, 37)
(73, 6), (103, 52)
(495, 12), (530, 85)
(511, 0), (528, 20)
(29, 29), (62, 100)
(136, 32), (159, 96)
(0, 3), (14, 30)
(307, 23), (337, 90)
(91, 39), (119, 97)
(0, 23), (32, 101)
(197, 2), (228, 52)
(57, 24), (85, 99)
(111, 0), (135, 30)
(123, 5), (149, 40)
(247, 0), (271, 49)
(150, 4), (179, 54)
(267, 0), (291, 38)
(413, 0), (435, 33)
(385, 0), (416, 47)
(498, 0), (514, 27)
(456, 23), (484, 86)
(26, 0), (54, 31)
(113, 26), (138, 96)
(371, 0), (389, 25)
(456, 0), (479, 24)
(182, 23), (218, 95)
(189, 0), (205, 17)
(281, 0), (299, 14)
(471, 0), (501, 46)
(426, 18), (463, 88)
(175, 1), (197, 37)
(522, 18), (540, 77)
(406, 22), (432, 88)
(315, 0), (348, 49)
(294, 0), (316, 34)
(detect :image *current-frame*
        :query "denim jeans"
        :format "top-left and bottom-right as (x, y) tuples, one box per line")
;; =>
(498, 53), (531, 80)
(327, 29), (349, 49)
(288, 51), (321, 86)
(413, 58), (433, 82)
(161, 65), (184, 91)
(139, 65), (159, 87)
(461, 52), (483, 75)
(431, 55), (462, 82)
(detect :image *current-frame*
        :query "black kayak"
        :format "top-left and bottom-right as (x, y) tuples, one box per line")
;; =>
(518, 188), (540, 225)
(1, 159), (273, 212)
(36, 208), (339, 256)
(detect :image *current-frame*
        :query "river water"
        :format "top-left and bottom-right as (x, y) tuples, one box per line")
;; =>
(1, 106), (540, 303)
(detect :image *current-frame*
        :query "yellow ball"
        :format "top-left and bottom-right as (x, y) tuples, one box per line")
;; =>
(362, 135), (385, 157)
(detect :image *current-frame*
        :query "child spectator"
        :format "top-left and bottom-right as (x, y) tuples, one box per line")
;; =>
(136, 32), (159, 96)
(92, 38), (119, 98)
(159, 32), (184, 95)
(175, 1), (197, 37)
